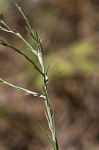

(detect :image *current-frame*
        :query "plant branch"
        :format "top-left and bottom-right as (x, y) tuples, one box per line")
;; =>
(0, 20), (37, 55)
(0, 1), (59, 149)
(13, 0), (35, 40)
(0, 78), (45, 99)
(35, 30), (59, 150)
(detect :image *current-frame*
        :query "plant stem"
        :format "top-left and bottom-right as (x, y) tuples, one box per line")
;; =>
(43, 74), (59, 150)
(0, 1), (59, 149)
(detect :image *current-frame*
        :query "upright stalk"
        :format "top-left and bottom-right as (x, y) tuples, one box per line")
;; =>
(43, 63), (59, 150)
(0, 1), (59, 150)
(36, 34), (59, 149)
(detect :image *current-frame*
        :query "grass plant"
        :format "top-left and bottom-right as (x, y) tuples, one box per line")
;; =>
(0, 1), (59, 150)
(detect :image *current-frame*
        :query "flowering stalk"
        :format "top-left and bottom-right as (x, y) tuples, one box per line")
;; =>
(0, 1), (59, 150)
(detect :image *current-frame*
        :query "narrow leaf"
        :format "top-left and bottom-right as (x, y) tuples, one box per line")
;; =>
(39, 124), (56, 149)
(0, 39), (44, 77)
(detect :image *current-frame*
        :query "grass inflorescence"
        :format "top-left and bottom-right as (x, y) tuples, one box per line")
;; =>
(0, 1), (59, 150)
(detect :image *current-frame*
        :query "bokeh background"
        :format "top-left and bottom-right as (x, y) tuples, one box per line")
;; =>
(0, 0), (99, 150)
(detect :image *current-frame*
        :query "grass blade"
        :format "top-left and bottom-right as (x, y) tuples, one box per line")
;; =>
(0, 39), (44, 77)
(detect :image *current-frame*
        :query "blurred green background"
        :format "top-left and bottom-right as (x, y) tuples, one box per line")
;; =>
(0, 0), (99, 150)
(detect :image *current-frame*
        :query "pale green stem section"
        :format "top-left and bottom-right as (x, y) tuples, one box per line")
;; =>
(0, 1), (59, 149)
(38, 50), (59, 149)
(43, 77), (59, 150)
(0, 78), (45, 99)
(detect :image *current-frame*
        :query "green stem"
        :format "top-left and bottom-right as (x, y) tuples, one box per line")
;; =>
(43, 75), (59, 150)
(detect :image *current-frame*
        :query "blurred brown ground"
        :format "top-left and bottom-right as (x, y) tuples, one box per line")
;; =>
(0, 0), (99, 150)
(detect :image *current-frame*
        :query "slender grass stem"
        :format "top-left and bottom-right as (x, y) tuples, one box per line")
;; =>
(0, 78), (45, 98)
(0, 1), (59, 150)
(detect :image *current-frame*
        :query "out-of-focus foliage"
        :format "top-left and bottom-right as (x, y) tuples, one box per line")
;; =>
(0, 107), (9, 120)
(0, 0), (99, 150)
(0, 0), (11, 14)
